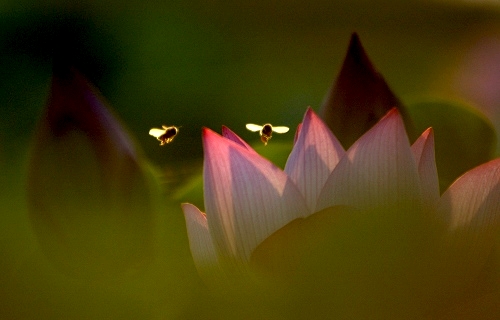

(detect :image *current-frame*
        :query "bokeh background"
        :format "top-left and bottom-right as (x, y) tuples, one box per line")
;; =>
(1, 0), (500, 318)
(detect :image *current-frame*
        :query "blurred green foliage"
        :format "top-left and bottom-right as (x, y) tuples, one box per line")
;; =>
(1, 0), (500, 318)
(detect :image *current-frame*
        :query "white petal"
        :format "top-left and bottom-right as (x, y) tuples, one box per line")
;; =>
(181, 203), (219, 271)
(316, 109), (422, 212)
(440, 158), (500, 231)
(202, 128), (308, 262)
(436, 158), (500, 293)
(411, 128), (440, 211)
(285, 107), (345, 213)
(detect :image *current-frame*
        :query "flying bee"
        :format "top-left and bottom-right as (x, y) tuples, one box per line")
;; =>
(245, 123), (289, 146)
(149, 125), (179, 145)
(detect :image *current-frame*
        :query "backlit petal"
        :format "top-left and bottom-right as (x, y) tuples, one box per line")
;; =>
(221, 125), (256, 154)
(293, 123), (302, 145)
(202, 128), (308, 262)
(181, 203), (219, 272)
(440, 158), (500, 230)
(411, 128), (440, 211)
(285, 107), (345, 213)
(316, 108), (422, 212)
(433, 159), (500, 300)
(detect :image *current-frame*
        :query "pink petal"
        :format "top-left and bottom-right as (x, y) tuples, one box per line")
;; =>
(316, 108), (422, 212)
(436, 159), (500, 299)
(203, 128), (308, 261)
(221, 125), (257, 153)
(293, 123), (303, 145)
(285, 107), (345, 213)
(181, 203), (219, 270)
(439, 158), (500, 237)
(411, 128), (440, 211)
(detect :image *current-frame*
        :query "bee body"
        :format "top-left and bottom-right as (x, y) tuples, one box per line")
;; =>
(149, 125), (179, 145)
(245, 123), (289, 146)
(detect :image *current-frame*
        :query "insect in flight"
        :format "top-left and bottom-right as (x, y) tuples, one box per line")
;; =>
(245, 123), (289, 146)
(149, 125), (180, 145)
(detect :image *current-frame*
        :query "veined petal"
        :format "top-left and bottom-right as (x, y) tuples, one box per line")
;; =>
(221, 125), (256, 154)
(439, 158), (500, 237)
(285, 107), (345, 213)
(316, 108), (422, 212)
(436, 159), (500, 290)
(181, 203), (220, 279)
(203, 128), (308, 262)
(411, 128), (440, 211)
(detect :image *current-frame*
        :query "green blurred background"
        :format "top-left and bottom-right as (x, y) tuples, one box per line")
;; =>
(1, 0), (500, 318)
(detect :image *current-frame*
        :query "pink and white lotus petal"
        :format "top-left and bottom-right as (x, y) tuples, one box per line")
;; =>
(201, 128), (308, 262)
(221, 125), (257, 153)
(316, 108), (422, 213)
(411, 128), (440, 212)
(285, 107), (345, 213)
(437, 158), (500, 284)
(183, 106), (500, 318)
(181, 203), (222, 282)
(440, 158), (500, 231)
(293, 123), (302, 145)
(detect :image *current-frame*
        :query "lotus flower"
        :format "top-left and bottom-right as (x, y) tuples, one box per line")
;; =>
(27, 67), (161, 278)
(182, 107), (500, 318)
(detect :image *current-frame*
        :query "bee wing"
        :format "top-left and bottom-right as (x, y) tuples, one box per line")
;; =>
(271, 126), (290, 134)
(245, 123), (263, 132)
(149, 128), (166, 138)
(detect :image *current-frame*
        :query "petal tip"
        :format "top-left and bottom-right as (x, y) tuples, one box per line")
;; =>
(181, 203), (206, 217)
(202, 127), (220, 140)
(221, 125), (236, 139)
(304, 106), (318, 120)
(422, 127), (434, 138)
(378, 107), (404, 127)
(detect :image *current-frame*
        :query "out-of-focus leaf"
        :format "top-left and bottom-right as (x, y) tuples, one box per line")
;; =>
(319, 33), (416, 148)
(407, 100), (497, 191)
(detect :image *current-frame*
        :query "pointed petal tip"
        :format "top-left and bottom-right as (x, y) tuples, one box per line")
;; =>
(202, 127), (220, 150)
(304, 106), (317, 118)
(181, 203), (206, 217)
(202, 127), (219, 139)
(415, 127), (435, 146)
(376, 107), (401, 124)
(345, 32), (372, 68)
(221, 125), (256, 151)
(388, 107), (399, 115)
(221, 125), (237, 138)
(349, 32), (361, 46)
(422, 127), (434, 138)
